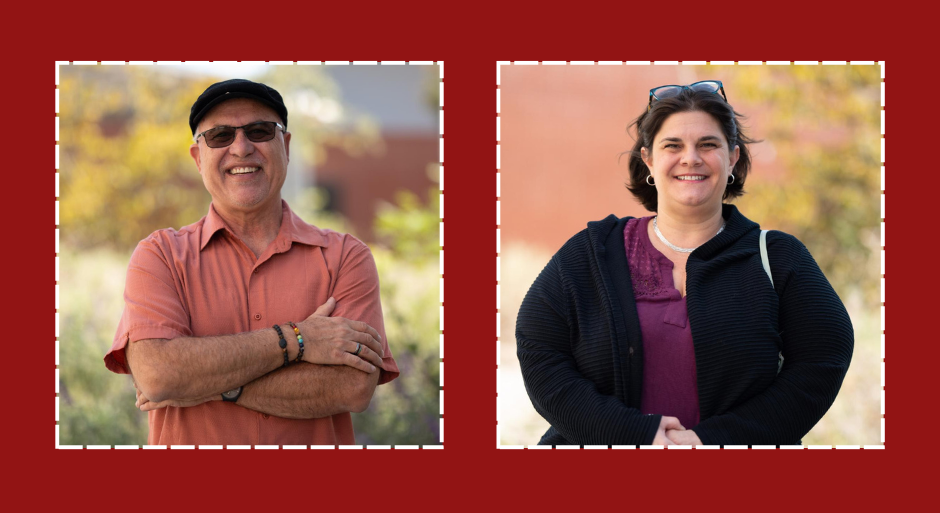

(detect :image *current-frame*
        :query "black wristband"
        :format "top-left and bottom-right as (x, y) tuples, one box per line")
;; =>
(273, 324), (289, 367)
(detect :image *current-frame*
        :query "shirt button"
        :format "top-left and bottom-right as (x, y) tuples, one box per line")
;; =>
(262, 414), (269, 419)
(253, 268), (259, 274)
(254, 313), (262, 320)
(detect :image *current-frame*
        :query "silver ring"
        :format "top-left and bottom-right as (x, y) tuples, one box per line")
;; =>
(353, 343), (362, 356)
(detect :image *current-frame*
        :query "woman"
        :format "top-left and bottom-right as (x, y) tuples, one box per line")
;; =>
(515, 81), (854, 446)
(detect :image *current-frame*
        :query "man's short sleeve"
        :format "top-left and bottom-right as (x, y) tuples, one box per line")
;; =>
(332, 238), (400, 384)
(104, 237), (193, 374)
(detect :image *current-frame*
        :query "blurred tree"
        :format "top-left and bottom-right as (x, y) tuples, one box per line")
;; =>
(374, 189), (442, 260)
(351, 65), (441, 443)
(257, 66), (383, 167)
(59, 67), (212, 252)
(58, 65), (375, 253)
(732, 66), (881, 300)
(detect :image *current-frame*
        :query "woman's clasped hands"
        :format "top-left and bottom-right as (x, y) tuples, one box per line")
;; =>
(653, 416), (704, 446)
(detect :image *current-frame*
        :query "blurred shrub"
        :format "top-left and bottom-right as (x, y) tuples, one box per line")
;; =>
(58, 249), (143, 445)
(59, 187), (440, 445)
(352, 188), (441, 445)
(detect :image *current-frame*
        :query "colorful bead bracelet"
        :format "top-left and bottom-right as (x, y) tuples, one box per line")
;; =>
(287, 321), (304, 362)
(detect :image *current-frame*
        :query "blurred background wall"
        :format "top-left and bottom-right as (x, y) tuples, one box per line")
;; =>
(57, 63), (441, 445)
(498, 64), (882, 445)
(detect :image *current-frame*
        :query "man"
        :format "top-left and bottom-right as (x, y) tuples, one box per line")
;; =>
(104, 79), (399, 446)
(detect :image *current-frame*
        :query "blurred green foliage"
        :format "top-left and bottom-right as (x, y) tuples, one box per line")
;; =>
(59, 249), (147, 444)
(352, 189), (441, 444)
(732, 65), (882, 301)
(59, 189), (440, 445)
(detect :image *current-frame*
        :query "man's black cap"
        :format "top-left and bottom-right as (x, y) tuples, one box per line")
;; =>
(189, 78), (288, 135)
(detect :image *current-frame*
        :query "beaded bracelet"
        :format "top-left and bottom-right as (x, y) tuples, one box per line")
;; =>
(286, 321), (304, 362)
(272, 324), (289, 367)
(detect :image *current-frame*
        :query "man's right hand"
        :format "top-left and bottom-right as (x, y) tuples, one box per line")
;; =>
(297, 297), (385, 373)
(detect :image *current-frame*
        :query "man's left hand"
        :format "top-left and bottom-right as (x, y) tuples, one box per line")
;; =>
(666, 428), (703, 446)
(135, 383), (218, 411)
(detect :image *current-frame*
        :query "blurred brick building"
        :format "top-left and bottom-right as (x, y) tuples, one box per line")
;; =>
(313, 66), (439, 242)
(500, 65), (785, 255)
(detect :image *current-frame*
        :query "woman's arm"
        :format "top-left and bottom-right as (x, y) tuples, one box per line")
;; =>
(691, 237), (854, 445)
(516, 256), (662, 445)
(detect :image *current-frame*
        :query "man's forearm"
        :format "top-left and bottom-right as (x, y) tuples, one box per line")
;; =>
(237, 362), (381, 419)
(126, 327), (296, 403)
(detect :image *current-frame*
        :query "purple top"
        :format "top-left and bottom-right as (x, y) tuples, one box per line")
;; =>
(624, 216), (700, 429)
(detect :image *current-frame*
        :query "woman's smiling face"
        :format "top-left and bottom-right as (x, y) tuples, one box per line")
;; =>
(641, 110), (739, 213)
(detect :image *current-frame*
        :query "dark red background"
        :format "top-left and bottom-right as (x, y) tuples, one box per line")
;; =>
(13, 6), (921, 509)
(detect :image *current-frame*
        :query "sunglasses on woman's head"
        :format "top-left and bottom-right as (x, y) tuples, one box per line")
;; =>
(648, 80), (727, 112)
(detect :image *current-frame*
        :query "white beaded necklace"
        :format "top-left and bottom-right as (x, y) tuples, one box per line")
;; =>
(653, 215), (725, 253)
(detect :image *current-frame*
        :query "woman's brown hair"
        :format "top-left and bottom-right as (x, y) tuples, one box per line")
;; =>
(625, 89), (757, 212)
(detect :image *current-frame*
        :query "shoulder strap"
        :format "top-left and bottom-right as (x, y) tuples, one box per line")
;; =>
(759, 229), (774, 288)
(760, 229), (784, 374)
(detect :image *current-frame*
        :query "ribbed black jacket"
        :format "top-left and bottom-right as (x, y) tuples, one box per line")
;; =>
(516, 204), (854, 446)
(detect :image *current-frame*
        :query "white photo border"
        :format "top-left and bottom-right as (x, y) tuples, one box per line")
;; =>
(55, 60), (444, 450)
(494, 60), (885, 451)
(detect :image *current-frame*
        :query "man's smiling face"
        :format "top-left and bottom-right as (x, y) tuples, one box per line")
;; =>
(189, 98), (291, 218)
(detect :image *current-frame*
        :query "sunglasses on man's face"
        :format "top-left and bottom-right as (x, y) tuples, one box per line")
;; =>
(194, 121), (286, 148)
(648, 80), (727, 112)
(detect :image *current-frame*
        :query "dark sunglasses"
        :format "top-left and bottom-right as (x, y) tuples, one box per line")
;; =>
(648, 80), (727, 112)
(194, 121), (286, 148)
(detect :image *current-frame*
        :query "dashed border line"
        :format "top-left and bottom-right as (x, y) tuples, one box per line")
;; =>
(55, 60), (444, 450)
(494, 60), (885, 450)
(57, 444), (447, 450)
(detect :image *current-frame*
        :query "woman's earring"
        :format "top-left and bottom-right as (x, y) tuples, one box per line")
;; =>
(727, 173), (735, 185)
(647, 174), (655, 186)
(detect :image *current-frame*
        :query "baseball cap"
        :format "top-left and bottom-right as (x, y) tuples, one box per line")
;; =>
(189, 78), (288, 135)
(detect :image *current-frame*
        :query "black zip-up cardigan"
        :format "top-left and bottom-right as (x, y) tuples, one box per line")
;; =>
(516, 204), (854, 446)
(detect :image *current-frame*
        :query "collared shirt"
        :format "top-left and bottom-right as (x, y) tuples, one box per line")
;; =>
(105, 200), (399, 446)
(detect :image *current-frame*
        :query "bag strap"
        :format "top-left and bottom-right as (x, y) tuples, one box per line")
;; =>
(760, 229), (784, 374)
(759, 229), (774, 289)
